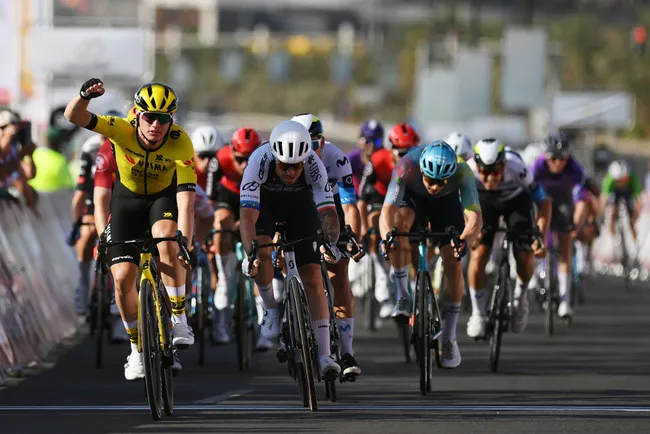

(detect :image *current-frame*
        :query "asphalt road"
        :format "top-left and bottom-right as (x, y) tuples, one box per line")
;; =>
(0, 274), (649, 434)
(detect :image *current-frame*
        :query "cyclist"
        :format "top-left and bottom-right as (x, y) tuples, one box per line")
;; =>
(444, 132), (473, 161)
(205, 126), (262, 345)
(240, 120), (342, 378)
(531, 133), (597, 321)
(358, 123), (420, 318)
(601, 160), (642, 241)
(380, 141), (482, 368)
(65, 78), (197, 381)
(292, 113), (363, 378)
(466, 139), (551, 337)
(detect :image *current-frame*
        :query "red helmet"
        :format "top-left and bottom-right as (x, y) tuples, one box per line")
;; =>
(388, 123), (420, 150)
(232, 127), (261, 155)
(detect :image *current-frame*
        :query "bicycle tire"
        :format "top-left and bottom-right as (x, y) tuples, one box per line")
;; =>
(545, 256), (555, 337)
(196, 263), (207, 366)
(236, 270), (248, 371)
(94, 274), (104, 369)
(139, 279), (163, 421)
(363, 257), (377, 332)
(322, 266), (338, 401)
(159, 288), (174, 416)
(399, 322), (411, 364)
(290, 277), (318, 411)
(246, 279), (256, 364)
(415, 270), (429, 396)
(489, 262), (508, 373)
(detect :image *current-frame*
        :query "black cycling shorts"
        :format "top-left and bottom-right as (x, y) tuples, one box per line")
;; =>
(400, 189), (465, 247)
(363, 190), (385, 214)
(255, 193), (321, 267)
(549, 194), (574, 233)
(215, 183), (241, 221)
(106, 191), (178, 266)
(479, 191), (535, 252)
(607, 189), (635, 216)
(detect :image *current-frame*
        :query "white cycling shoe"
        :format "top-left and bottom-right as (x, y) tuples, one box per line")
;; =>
(172, 322), (195, 348)
(441, 339), (461, 369)
(512, 295), (529, 333)
(255, 334), (274, 352)
(466, 314), (486, 339)
(558, 300), (574, 319)
(319, 355), (341, 379)
(260, 307), (280, 339)
(124, 352), (145, 381)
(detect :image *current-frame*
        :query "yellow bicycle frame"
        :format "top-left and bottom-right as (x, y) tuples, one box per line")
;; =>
(136, 252), (167, 353)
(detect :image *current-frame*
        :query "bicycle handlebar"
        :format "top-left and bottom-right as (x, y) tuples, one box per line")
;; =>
(382, 225), (463, 262)
(482, 227), (544, 252)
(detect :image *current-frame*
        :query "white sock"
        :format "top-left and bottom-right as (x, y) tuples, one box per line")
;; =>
(558, 272), (571, 303)
(123, 319), (138, 346)
(313, 319), (331, 357)
(165, 284), (187, 324)
(514, 277), (529, 300)
(255, 295), (264, 325)
(443, 302), (461, 341)
(257, 283), (276, 309)
(272, 277), (284, 303)
(215, 254), (227, 285)
(337, 318), (354, 356)
(469, 286), (486, 316)
(392, 265), (410, 300)
(371, 253), (391, 302)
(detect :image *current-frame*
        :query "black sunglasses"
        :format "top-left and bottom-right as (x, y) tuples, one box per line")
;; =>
(140, 111), (173, 125)
(234, 155), (249, 164)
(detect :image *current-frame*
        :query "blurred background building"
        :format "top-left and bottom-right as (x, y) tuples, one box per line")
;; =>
(2, 0), (650, 174)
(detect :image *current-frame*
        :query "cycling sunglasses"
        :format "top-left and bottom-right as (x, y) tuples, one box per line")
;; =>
(140, 111), (173, 125)
(234, 154), (249, 164)
(546, 152), (568, 161)
(196, 153), (213, 160)
(392, 148), (409, 158)
(479, 165), (504, 175)
(423, 176), (448, 188)
(311, 136), (323, 150)
(277, 161), (304, 172)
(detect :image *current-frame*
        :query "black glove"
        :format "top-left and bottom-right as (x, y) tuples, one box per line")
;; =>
(79, 78), (103, 100)
(189, 247), (198, 270)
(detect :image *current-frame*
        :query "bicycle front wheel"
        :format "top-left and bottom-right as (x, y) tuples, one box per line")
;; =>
(289, 277), (318, 411)
(415, 271), (431, 396)
(139, 279), (163, 421)
(489, 263), (508, 373)
(235, 270), (250, 371)
(93, 273), (105, 369)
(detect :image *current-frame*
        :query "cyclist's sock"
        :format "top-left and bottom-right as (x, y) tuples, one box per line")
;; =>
(312, 319), (331, 356)
(514, 277), (529, 300)
(272, 277), (284, 303)
(442, 302), (461, 341)
(255, 295), (264, 325)
(558, 272), (570, 303)
(258, 283), (276, 309)
(392, 265), (410, 300)
(165, 285), (187, 324)
(337, 318), (354, 356)
(123, 319), (138, 349)
(371, 253), (390, 302)
(468, 286), (486, 316)
(215, 253), (227, 287)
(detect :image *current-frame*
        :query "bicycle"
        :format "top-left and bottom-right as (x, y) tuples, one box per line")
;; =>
(383, 225), (461, 396)
(88, 250), (113, 369)
(482, 227), (542, 373)
(613, 198), (638, 290)
(186, 241), (212, 366)
(320, 225), (364, 402)
(250, 223), (327, 411)
(534, 230), (561, 335)
(360, 228), (379, 332)
(96, 230), (191, 421)
(209, 229), (258, 372)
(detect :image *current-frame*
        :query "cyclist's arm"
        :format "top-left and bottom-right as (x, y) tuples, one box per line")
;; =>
(600, 173), (615, 209)
(457, 162), (483, 246)
(72, 151), (94, 222)
(514, 157), (551, 237)
(175, 144), (198, 245)
(205, 156), (223, 202)
(239, 146), (270, 252)
(336, 156), (361, 237)
(306, 154), (339, 243)
(630, 172), (642, 199)
(93, 187), (111, 237)
(379, 159), (411, 240)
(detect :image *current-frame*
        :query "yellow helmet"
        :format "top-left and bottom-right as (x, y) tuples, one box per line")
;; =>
(133, 82), (178, 114)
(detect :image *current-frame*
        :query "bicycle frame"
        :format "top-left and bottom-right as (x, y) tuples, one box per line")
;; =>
(137, 252), (168, 353)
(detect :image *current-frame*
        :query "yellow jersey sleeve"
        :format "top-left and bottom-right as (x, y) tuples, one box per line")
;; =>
(89, 115), (132, 143)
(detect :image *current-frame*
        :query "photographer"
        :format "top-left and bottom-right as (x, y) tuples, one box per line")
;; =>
(0, 109), (37, 208)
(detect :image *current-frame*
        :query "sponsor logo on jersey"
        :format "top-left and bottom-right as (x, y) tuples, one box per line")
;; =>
(336, 156), (349, 168)
(108, 117), (115, 126)
(170, 130), (181, 139)
(259, 152), (268, 180)
(163, 211), (173, 218)
(242, 180), (260, 191)
(307, 154), (322, 182)
(183, 160), (192, 166)
(95, 153), (108, 172)
(125, 154), (136, 165)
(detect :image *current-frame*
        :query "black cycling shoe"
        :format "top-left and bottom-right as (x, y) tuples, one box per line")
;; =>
(341, 353), (361, 379)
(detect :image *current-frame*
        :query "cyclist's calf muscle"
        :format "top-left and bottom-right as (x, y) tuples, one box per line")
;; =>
(111, 262), (140, 322)
(213, 208), (236, 252)
(77, 214), (96, 261)
(468, 244), (491, 290)
(300, 263), (330, 320)
(440, 245), (464, 303)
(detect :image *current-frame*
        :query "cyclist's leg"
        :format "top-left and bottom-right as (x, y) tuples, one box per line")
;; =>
(290, 203), (341, 377)
(74, 202), (96, 315)
(149, 195), (194, 347)
(106, 197), (147, 380)
(466, 192), (500, 337)
(607, 194), (618, 236)
(213, 185), (239, 309)
(507, 193), (536, 333)
(389, 193), (417, 320)
(552, 198), (575, 318)
(367, 192), (391, 313)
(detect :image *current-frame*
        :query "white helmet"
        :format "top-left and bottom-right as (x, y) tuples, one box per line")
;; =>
(270, 120), (312, 164)
(80, 135), (104, 156)
(473, 138), (506, 169)
(191, 126), (225, 154)
(608, 160), (629, 181)
(444, 132), (472, 160)
(522, 142), (545, 167)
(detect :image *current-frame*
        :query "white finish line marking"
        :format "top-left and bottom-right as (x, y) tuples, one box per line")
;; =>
(0, 405), (648, 413)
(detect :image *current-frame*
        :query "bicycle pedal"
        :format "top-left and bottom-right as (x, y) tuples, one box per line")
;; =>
(276, 348), (288, 363)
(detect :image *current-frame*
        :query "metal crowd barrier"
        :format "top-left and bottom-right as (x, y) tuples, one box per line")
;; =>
(0, 190), (79, 385)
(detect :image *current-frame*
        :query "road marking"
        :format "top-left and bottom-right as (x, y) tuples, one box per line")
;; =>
(0, 404), (648, 413)
(194, 388), (253, 404)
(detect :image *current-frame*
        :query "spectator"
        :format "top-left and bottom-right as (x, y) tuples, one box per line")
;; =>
(0, 109), (37, 208)
(28, 126), (75, 193)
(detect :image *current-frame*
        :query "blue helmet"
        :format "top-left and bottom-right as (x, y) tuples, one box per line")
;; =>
(359, 119), (384, 148)
(419, 141), (458, 180)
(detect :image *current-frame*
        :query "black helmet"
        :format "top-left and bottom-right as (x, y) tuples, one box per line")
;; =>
(291, 113), (324, 138)
(544, 132), (570, 157)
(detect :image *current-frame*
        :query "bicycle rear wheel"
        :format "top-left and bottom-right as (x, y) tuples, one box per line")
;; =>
(489, 263), (508, 373)
(290, 277), (318, 411)
(196, 263), (208, 366)
(139, 279), (163, 421)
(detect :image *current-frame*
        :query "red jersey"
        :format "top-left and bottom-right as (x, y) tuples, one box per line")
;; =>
(205, 146), (242, 199)
(94, 138), (117, 189)
(359, 149), (394, 198)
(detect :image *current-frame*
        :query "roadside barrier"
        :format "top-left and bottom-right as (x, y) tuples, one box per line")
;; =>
(0, 190), (79, 385)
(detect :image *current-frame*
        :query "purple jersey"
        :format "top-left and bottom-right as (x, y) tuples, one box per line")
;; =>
(531, 155), (588, 202)
(347, 148), (364, 193)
